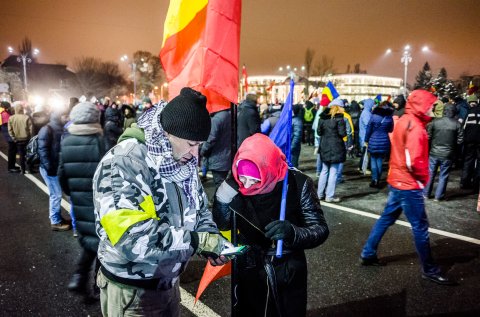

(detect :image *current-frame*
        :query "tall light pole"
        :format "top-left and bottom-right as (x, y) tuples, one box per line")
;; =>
(385, 45), (429, 93)
(8, 46), (39, 93)
(121, 55), (137, 105)
(401, 45), (412, 92)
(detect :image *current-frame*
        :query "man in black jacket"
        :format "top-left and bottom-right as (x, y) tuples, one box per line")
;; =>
(424, 104), (463, 200)
(460, 94), (480, 190)
(58, 102), (105, 299)
(237, 92), (260, 147)
(200, 108), (231, 189)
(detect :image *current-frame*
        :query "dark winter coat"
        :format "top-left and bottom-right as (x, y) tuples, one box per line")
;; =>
(462, 104), (480, 145)
(348, 101), (361, 132)
(291, 115), (303, 154)
(456, 99), (469, 124)
(212, 170), (329, 316)
(38, 113), (64, 176)
(59, 130), (105, 252)
(31, 111), (50, 135)
(365, 106), (394, 155)
(317, 109), (347, 163)
(237, 99), (261, 147)
(427, 105), (463, 160)
(200, 109), (231, 172)
(103, 107), (123, 151)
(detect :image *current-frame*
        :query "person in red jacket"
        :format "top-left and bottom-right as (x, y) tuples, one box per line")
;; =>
(360, 90), (456, 286)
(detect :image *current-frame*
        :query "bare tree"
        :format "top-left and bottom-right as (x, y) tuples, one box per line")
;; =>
(312, 55), (336, 84)
(132, 51), (163, 97)
(303, 48), (316, 96)
(73, 57), (127, 98)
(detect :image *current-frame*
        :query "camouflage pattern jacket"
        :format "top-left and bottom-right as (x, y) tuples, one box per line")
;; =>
(93, 127), (218, 289)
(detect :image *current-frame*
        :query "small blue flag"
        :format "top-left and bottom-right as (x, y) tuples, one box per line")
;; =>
(269, 79), (294, 163)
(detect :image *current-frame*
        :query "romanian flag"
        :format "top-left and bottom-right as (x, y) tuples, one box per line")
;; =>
(160, 0), (242, 113)
(321, 81), (340, 103)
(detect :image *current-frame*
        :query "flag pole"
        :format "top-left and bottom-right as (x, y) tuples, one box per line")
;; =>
(276, 78), (294, 258)
(230, 101), (238, 316)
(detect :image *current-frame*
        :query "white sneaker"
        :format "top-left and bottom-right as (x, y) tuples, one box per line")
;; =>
(325, 197), (341, 203)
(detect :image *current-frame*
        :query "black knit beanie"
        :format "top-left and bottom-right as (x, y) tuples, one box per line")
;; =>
(160, 87), (211, 141)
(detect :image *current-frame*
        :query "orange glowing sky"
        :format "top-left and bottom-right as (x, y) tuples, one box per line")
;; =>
(1, 0), (479, 84)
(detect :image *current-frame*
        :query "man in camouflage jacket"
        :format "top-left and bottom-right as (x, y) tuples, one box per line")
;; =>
(93, 88), (231, 316)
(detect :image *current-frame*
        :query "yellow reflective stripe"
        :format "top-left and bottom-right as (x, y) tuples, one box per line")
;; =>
(100, 195), (159, 246)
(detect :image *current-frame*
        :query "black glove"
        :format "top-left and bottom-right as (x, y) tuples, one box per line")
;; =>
(264, 220), (294, 243)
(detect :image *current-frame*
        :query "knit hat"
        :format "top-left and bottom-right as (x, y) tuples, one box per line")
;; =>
(160, 87), (211, 141)
(143, 97), (152, 105)
(393, 95), (406, 109)
(328, 97), (344, 108)
(467, 94), (478, 104)
(237, 159), (261, 180)
(69, 102), (100, 124)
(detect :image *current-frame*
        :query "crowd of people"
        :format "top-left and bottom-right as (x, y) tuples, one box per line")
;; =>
(1, 86), (479, 316)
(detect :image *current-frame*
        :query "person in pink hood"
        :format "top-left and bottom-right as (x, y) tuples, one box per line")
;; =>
(213, 133), (329, 316)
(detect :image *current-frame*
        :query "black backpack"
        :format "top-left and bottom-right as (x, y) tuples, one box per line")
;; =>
(26, 125), (51, 165)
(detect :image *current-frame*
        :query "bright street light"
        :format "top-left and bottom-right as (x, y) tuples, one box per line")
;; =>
(7, 46), (40, 92)
(385, 45), (430, 92)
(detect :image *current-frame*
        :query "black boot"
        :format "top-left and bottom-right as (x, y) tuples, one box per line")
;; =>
(369, 180), (378, 188)
(68, 273), (87, 293)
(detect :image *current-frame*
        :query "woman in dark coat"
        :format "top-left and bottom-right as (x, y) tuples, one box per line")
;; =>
(103, 105), (123, 151)
(58, 102), (105, 299)
(213, 133), (329, 317)
(365, 101), (394, 187)
(316, 103), (347, 202)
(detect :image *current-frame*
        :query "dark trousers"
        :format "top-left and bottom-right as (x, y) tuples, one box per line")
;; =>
(424, 157), (452, 200)
(7, 141), (17, 170)
(303, 123), (314, 145)
(15, 141), (28, 172)
(76, 248), (100, 276)
(461, 143), (480, 188)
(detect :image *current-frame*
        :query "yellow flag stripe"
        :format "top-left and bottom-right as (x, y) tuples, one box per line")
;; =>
(162, 0), (209, 47)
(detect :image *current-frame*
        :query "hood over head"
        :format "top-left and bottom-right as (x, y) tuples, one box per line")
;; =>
(405, 90), (437, 122)
(232, 133), (288, 196)
(362, 99), (375, 113)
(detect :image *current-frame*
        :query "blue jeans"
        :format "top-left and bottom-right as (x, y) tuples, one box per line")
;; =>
(361, 186), (440, 275)
(370, 154), (385, 182)
(39, 167), (63, 224)
(316, 154), (322, 175)
(336, 163), (344, 183)
(317, 163), (340, 199)
(424, 157), (452, 200)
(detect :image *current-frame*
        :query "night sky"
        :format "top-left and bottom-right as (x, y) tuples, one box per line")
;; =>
(1, 0), (479, 84)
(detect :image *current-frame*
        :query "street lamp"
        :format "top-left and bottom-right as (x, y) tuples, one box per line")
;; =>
(385, 45), (430, 92)
(120, 54), (137, 105)
(7, 46), (39, 92)
(278, 65), (305, 102)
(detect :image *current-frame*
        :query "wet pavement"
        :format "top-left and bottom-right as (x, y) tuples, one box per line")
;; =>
(1, 142), (479, 316)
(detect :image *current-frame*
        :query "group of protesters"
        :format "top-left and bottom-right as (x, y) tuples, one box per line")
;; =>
(1, 85), (479, 316)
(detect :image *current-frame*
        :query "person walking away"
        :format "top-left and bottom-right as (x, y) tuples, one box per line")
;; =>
(347, 100), (361, 157)
(103, 103), (123, 151)
(360, 90), (456, 286)
(38, 107), (71, 231)
(365, 101), (394, 188)
(237, 92), (261, 147)
(317, 100), (347, 202)
(213, 133), (329, 317)
(93, 88), (231, 316)
(58, 102), (105, 300)
(424, 104), (463, 200)
(358, 99), (374, 174)
(7, 101), (33, 174)
(1, 102), (19, 173)
(460, 94), (480, 190)
(303, 100), (316, 146)
(291, 104), (303, 168)
(200, 108), (232, 189)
